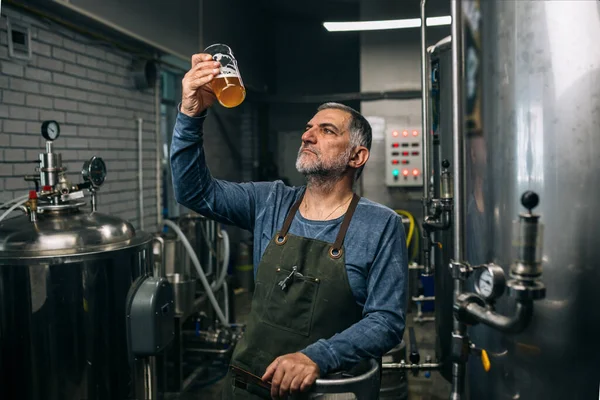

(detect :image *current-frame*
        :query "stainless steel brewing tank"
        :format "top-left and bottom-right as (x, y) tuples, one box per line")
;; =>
(429, 35), (454, 384)
(0, 210), (154, 400)
(465, 1), (600, 398)
(177, 213), (220, 279)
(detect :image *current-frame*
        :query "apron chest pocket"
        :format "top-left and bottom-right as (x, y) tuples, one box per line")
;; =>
(262, 267), (320, 337)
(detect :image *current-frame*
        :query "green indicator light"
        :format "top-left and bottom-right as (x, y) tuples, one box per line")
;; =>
(393, 169), (399, 176)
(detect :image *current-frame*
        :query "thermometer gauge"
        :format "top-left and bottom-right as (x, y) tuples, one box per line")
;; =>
(41, 120), (60, 141)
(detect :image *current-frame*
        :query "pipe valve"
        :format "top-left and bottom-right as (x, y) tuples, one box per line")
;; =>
(440, 159), (454, 201)
(507, 191), (546, 300)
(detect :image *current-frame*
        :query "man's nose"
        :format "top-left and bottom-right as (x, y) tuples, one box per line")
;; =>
(301, 127), (317, 143)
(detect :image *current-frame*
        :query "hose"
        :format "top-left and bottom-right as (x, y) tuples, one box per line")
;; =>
(395, 209), (415, 248)
(211, 229), (230, 292)
(163, 219), (230, 327)
(0, 197), (30, 223)
(0, 194), (29, 208)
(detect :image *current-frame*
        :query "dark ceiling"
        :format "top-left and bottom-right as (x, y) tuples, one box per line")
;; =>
(257, 0), (450, 22)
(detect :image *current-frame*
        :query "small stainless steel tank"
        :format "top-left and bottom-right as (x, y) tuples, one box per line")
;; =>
(0, 121), (173, 400)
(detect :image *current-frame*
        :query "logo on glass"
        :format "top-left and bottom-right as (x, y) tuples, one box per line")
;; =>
(205, 44), (246, 108)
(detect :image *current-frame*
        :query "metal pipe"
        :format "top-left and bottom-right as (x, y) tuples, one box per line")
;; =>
(420, 0), (430, 207)
(381, 362), (442, 371)
(142, 357), (158, 400)
(450, 0), (466, 398)
(155, 72), (162, 229)
(186, 347), (232, 355)
(451, 1), (465, 262)
(253, 89), (422, 104)
(464, 300), (533, 334)
(152, 236), (166, 278)
(428, 35), (452, 57)
(412, 295), (435, 302)
(91, 190), (97, 212)
(424, 207), (451, 231)
(450, 362), (465, 400)
(420, 0), (433, 278)
(138, 118), (145, 231)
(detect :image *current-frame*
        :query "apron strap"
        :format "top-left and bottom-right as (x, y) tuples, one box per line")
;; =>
(329, 193), (360, 259)
(275, 191), (305, 244)
(276, 191), (361, 257)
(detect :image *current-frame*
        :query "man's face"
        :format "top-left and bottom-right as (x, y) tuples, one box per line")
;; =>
(295, 109), (353, 177)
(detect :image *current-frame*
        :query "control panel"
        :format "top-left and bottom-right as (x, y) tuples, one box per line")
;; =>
(385, 124), (424, 187)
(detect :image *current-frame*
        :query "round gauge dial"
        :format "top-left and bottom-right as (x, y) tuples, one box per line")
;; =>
(474, 264), (506, 301)
(82, 157), (107, 188)
(477, 269), (494, 298)
(41, 120), (60, 141)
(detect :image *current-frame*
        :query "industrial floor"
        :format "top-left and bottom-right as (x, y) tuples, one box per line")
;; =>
(185, 290), (450, 399)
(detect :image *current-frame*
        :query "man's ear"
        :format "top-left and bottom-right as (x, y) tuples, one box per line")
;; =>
(349, 146), (369, 169)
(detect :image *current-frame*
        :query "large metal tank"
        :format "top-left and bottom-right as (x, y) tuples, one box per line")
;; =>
(0, 123), (172, 400)
(429, 35), (454, 383)
(0, 211), (154, 400)
(462, 1), (600, 398)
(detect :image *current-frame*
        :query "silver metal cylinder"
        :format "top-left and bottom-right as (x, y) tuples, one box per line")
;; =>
(450, 0), (466, 398)
(450, 362), (464, 400)
(514, 218), (543, 267)
(451, 0), (465, 262)
(39, 152), (62, 187)
(420, 0), (430, 204)
(91, 190), (97, 212)
(430, 35), (454, 383)
(463, 1), (600, 399)
(440, 170), (453, 200)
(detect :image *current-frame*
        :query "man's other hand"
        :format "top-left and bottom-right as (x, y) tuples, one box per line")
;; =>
(262, 352), (320, 399)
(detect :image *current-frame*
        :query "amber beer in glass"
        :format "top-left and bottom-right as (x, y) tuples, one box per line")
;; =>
(204, 44), (246, 108)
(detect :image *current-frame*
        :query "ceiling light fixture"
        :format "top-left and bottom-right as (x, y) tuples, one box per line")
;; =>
(323, 16), (451, 32)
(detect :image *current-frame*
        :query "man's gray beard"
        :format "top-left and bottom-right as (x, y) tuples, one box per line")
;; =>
(295, 146), (352, 192)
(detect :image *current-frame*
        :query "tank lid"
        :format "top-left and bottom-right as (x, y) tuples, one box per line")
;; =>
(0, 211), (145, 256)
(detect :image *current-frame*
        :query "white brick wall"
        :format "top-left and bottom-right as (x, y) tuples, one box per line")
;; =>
(0, 7), (159, 232)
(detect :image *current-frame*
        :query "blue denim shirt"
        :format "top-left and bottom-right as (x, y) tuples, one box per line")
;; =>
(170, 109), (408, 375)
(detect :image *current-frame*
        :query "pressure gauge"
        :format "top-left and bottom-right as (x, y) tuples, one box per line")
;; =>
(41, 120), (60, 141)
(82, 157), (107, 188)
(474, 264), (506, 301)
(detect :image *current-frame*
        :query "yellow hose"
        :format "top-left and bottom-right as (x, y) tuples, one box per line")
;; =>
(395, 210), (415, 249)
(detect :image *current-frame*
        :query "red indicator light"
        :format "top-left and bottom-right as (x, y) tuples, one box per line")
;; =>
(402, 151), (409, 156)
(412, 130), (419, 136)
(392, 143), (400, 148)
(392, 160), (399, 165)
(402, 130), (409, 137)
(402, 160), (409, 164)
(402, 169), (409, 177)
(392, 131), (399, 137)
(412, 151), (419, 156)
(412, 169), (420, 176)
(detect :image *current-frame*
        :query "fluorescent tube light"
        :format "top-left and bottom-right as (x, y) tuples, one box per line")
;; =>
(323, 16), (451, 32)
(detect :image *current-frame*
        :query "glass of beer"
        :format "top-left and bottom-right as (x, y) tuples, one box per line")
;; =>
(204, 44), (246, 108)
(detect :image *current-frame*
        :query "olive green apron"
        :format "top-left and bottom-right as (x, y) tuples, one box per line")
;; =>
(223, 192), (364, 399)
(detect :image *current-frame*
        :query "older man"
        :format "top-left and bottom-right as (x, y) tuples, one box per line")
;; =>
(171, 53), (408, 399)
